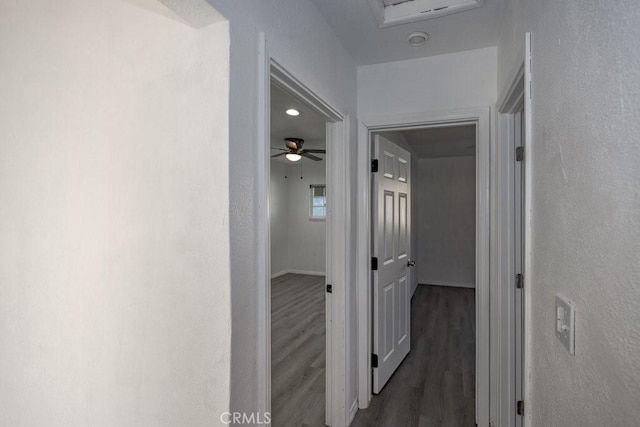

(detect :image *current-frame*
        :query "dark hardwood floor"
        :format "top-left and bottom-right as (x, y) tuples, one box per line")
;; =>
(271, 273), (326, 427)
(270, 277), (475, 427)
(351, 285), (476, 427)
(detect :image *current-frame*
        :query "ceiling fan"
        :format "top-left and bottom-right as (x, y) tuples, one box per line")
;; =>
(271, 138), (325, 162)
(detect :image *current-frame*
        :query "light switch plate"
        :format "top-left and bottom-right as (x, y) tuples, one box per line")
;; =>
(555, 295), (575, 355)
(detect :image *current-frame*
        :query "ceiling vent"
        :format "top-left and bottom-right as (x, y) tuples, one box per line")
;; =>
(367, 0), (484, 28)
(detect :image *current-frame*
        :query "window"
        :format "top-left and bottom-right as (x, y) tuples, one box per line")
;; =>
(310, 185), (326, 219)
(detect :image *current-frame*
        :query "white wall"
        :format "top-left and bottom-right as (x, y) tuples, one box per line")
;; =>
(416, 157), (476, 288)
(270, 161), (326, 276)
(0, 0), (230, 425)
(270, 161), (290, 276)
(496, 0), (532, 99)
(205, 0), (359, 415)
(358, 47), (497, 117)
(498, 1), (640, 424)
(285, 162), (327, 274)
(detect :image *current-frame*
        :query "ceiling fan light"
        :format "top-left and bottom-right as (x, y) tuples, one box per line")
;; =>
(286, 153), (302, 162)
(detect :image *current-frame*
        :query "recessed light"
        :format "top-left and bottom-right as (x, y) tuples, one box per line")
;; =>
(285, 108), (300, 116)
(408, 31), (429, 47)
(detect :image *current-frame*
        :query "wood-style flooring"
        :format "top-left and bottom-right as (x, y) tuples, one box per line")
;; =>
(351, 285), (476, 427)
(271, 277), (475, 427)
(271, 273), (326, 427)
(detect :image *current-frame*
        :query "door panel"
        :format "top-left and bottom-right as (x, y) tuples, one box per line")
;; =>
(383, 151), (395, 178)
(398, 193), (408, 258)
(383, 282), (395, 359)
(372, 134), (412, 394)
(383, 191), (395, 263)
(398, 158), (408, 182)
(398, 275), (408, 344)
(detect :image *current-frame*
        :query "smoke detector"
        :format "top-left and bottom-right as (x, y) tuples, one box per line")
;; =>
(408, 32), (429, 46)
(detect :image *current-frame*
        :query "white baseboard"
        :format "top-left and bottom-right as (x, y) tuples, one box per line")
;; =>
(349, 398), (358, 424)
(288, 269), (326, 277)
(271, 269), (326, 279)
(271, 270), (289, 279)
(420, 281), (475, 289)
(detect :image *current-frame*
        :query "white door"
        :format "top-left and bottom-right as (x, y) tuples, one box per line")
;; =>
(372, 134), (412, 394)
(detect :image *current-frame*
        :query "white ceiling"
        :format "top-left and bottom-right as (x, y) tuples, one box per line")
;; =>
(390, 124), (476, 158)
(270, 83), (326, 164)
(309, 0), (505, 65)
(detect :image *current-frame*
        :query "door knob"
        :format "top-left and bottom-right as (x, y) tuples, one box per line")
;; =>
(407, 260), (416, 267)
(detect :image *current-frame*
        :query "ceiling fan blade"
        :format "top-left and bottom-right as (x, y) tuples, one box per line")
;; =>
(271, 147), (288, 151)
(271, 152), (287, 158)
(302, 152), (322, 161)
(303, 149), (326, 153)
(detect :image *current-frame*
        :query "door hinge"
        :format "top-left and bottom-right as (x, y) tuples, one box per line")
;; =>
(516, 146), (524, 162)
(517, 400), (524, 416)
(326, 284), (332, 293)
(371, 159), (379, 173)
(371, 353), (379, 368)
(516, 273), (524, 289)
(371, 257), (378, 271)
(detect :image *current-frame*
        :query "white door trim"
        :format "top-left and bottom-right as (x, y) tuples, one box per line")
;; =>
(356, 107), (492, 426)
(494, 63), (525, 426)
(256, 34), (350, 427)
(522, 32), (533, 426)
(492, 32), (533, 427)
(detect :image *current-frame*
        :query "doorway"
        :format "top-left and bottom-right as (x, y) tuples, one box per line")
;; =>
(269, 83), (328, 425)
(355, 124), (478, 425)
(356, 108), (491, 425)
(256, 35), (351, 427)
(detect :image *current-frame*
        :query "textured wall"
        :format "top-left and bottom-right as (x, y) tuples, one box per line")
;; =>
(205, 0), (359, 415)
(498, 0), (640, 424)
(0, 0), (230, 425)
(416, 157), (476, 287)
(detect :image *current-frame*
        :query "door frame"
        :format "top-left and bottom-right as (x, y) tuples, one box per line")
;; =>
(256, 34), (351, 426)
(356, 107), (491, 425)
(494, 63), (524, 426)
(493, 32), (532, 427)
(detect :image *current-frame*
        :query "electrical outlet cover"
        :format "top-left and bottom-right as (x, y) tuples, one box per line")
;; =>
(555, 295), (575, 355)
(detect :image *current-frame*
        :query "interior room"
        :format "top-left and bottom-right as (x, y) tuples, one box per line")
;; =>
(353, 125), (477, 425)
(3, 0), (639, 426)
(269, 83), (328, 426)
